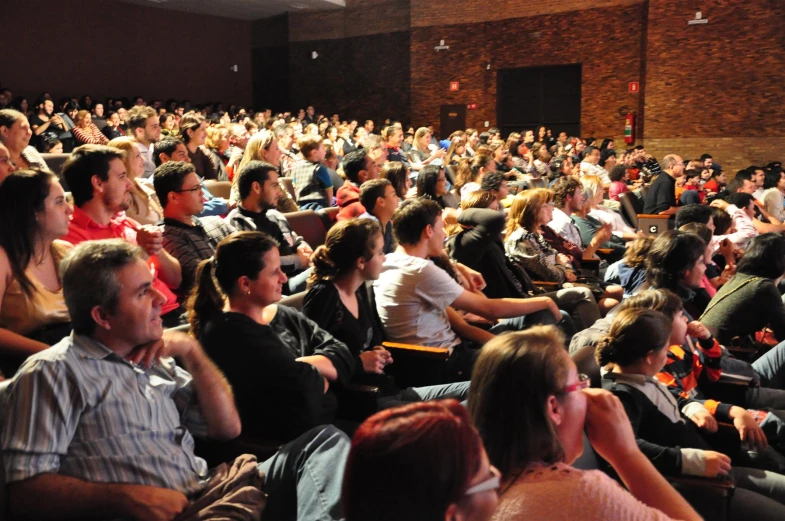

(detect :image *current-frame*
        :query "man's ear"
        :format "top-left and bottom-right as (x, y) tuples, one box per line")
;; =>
(91, 174), (104, 194)
(423, 224), (434, 241)
(168, 191), (179, 206)
(90, 305), (113, 331)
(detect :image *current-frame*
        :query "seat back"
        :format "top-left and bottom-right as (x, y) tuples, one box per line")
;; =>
(619, 191), (642, 228)
(279, 291), (306, 311)
(571, 344), (601, 389)
(285, 210), (328, 248)
(41, 153), (70, 177)
(319, 207), (339, 230)
(638, 214), (673, 236)
(203, 180), (232, 200)
(444, 165), (458, 185)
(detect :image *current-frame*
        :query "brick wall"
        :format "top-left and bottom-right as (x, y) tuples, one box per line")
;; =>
(642, 0), (785, 171)
(289, 0), (409, 41)
(410, 0), (642, 27)
(410, 3), (647, 137)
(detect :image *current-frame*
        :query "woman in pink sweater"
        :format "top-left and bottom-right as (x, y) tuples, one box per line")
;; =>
(468, 326), (701, 521)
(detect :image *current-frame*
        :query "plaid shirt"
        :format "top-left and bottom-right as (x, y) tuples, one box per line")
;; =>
(291, 160), (331, 205)
(161, 216), (235, 298)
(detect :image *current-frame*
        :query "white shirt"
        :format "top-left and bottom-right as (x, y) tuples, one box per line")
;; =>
(548, 208), (583, 247)
(373, 252), (464, 349)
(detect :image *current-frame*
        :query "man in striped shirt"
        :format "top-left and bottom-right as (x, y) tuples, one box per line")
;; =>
(1, 239), (349, 521)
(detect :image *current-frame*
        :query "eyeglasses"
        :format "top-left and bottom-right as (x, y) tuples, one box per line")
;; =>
(175, 185), (202, 193)
(561, 374), (591, 394)
(464, 466), (501, 495)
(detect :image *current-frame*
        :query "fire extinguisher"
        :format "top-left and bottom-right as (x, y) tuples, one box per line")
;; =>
(624, 112), (635, 144)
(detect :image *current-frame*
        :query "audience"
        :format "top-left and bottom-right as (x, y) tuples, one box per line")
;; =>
(599, 308), (785, 519)
(291, 134), (333, 210)
(1, 238), (349, 521)
(71, 109), (109, 146)
(127, 105), (161, 178)
(0, 109), (48, 170)
(107, 136), (164, 225)
(469, 326), (700, 521)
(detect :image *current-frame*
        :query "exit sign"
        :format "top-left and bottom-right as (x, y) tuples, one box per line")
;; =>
(449, 81), (460, 92)
(629, 82), (640, 93)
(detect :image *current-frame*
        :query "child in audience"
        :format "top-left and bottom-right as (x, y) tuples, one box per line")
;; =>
(469, 326), (700, 521)
(0, 169), (72, 376)
(600, 308), (785, 519)
(303, 219), (469, 405)
(343, 400), (499, 521)
(291, 133), (333, 210)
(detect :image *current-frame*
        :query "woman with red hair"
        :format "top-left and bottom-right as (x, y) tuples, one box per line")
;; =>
(343, 400), (499, 521)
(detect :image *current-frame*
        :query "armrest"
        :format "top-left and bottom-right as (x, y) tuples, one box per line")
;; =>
(382, 341), (450, 360)
(637, 213), (671, 220)
(344, 383), (380, 394)
(533, 280), (560, 287)
(596, 248), (614, 255)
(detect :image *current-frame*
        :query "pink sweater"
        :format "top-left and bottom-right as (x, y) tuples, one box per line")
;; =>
(492, 462), (675, 521)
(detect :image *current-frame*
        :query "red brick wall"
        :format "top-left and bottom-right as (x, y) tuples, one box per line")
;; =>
(410, 3), (647, 138)
(2, 0), (252, 106)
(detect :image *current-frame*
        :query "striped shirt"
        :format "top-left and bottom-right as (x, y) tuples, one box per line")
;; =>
(1, 333), (209, 496)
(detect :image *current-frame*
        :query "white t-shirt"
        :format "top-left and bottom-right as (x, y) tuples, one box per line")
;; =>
(373, 253), (465, 349)
(548, 208), (583, 247)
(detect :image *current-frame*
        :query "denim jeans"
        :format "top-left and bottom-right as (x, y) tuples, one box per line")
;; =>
(258, 425), (350, 521)
(286, 267), (313, 295)
(753, 340), (785, 390)
(488, 309), (577, 343)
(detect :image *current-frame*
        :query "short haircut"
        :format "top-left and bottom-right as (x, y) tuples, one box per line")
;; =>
(60, 239), (144, 335)
(359, 178), (392, 214)
(478, 132), (490, 145)
(725, 176), (748, 194)
(62, 144), (124, 207)
(763, 169), (783, 190)
(726, 192), (754, 210)
(153, 136), (184, 166)
(608, 164), (627, 182)
(297, 134), (323, 159)
(480, 171), (506, 192)
(583, 145), (599, 157)
(660, 154), (681, 171)
(551, 176), (581, 208)
(674, 204), (713, 229)
(700, 154), (713, 161)
(737, 233), (785, 279)
(126, 106), (156, 132)
(341, 149), (369, 184)
(391, 198), (442, 246)
(236, 160), (277, 201)
(683, 169), (701, 182)
(153, 161), (197, 209)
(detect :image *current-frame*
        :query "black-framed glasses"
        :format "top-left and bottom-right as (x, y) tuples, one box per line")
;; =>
(175, 185), (202, 193)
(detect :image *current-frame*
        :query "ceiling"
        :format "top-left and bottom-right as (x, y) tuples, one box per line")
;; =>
(117, 0), (345, 21)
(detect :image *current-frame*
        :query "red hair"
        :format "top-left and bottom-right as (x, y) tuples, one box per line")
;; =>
(342, 400), (483, 521)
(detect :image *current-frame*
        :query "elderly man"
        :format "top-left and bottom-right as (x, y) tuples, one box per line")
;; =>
(1, 239), (349, 521)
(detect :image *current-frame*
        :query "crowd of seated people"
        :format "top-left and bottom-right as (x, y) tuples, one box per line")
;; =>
(2, 88), (785, 520)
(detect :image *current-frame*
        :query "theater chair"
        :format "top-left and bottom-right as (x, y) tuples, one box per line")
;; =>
(285, 208), (341, 248)
(619, 191), (672, 237)
(279, 177), (295, 199)
(570, 345), (736, 521)
(41, 153), (70, 177)
(203, 180), (231, 200)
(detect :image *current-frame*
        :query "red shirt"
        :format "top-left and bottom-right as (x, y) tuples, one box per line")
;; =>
(64, 207), (180, 314)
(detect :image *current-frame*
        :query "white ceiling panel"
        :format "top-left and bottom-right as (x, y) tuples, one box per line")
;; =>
(118, 0), (345, 21)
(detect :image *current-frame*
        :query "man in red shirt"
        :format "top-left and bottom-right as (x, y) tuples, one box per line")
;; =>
(62, 144), (184, 325)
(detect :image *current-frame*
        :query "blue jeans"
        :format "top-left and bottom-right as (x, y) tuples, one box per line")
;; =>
(488, 309), (577, 343)
(286, 267), (312, 295)
(258, 425), (350, 521)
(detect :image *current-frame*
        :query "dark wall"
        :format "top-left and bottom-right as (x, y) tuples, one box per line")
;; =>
(289, 31), (411, 124)
(1, 0), (252, 106)
(252, 15), (290, 111)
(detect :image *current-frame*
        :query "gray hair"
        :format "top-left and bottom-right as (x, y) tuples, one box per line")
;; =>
(661, 154), (682, 171)
(60, 239), (144, 335)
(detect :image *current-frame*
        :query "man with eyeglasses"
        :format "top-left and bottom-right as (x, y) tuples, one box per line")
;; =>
(154, 161), (235, 300)
(127, 106), (162, 179)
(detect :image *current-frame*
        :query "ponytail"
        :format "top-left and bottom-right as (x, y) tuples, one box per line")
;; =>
(187, 258), (226, 338)
(593, 308), (672, 368)
(307, 244), (339, 287)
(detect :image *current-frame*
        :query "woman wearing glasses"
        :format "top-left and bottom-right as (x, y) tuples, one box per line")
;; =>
(468, 326), (700, 521)
(343, 400), (499, 521)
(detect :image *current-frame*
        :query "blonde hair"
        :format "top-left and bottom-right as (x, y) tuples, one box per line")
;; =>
(580, 174), (603, 204)
(505, 188), (553, 239)
(76, 110), (90, 126)
(107, 137), (140, 178)
(205, 126), (229, 150)
(413, 127), (431, 152)
(239, 129), (275, 171)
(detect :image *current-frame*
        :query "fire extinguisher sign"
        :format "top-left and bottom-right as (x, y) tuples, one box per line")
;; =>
(629, 82), (640, 93)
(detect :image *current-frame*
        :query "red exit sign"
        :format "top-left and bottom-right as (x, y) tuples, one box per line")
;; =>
(467, 103), (478, 110)
(449, 81), (460, 91)
(629, 81), (640, 93)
